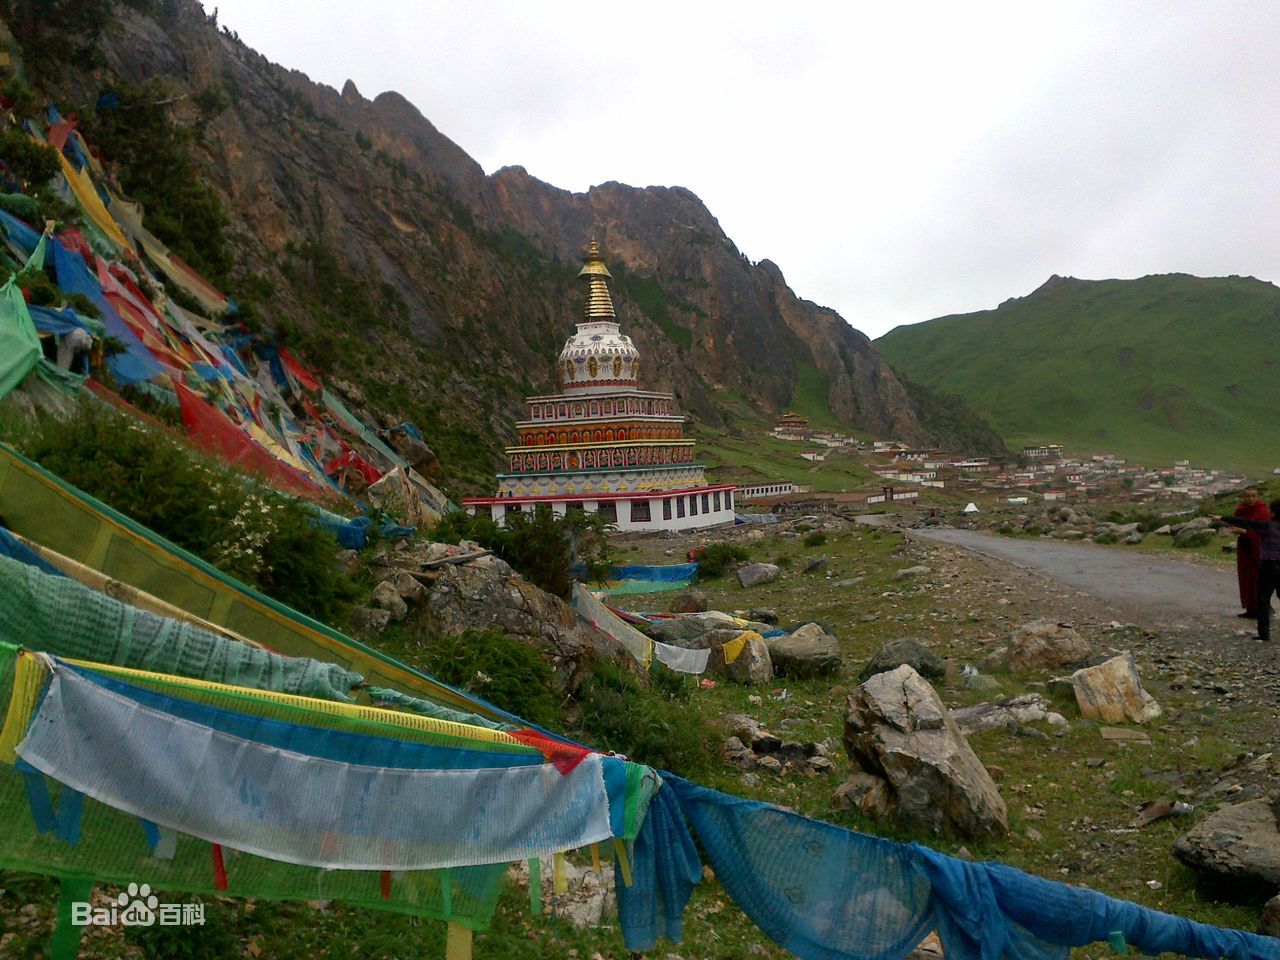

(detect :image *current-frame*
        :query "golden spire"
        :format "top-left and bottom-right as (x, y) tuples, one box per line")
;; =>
(578, 237), (616, 320)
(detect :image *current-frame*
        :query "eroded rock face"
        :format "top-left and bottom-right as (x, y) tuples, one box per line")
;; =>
(1172, 798), (1280, 902)
(1006, 620), (1092, 671)
(842, 665), (1008, 838)
(1071, 653), (1161, 724)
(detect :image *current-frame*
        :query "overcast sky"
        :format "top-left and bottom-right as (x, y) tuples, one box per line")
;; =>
(199, 1), (1280, 339)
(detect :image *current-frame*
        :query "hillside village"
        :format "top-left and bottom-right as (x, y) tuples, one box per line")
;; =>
(740, 412), (1251, 511)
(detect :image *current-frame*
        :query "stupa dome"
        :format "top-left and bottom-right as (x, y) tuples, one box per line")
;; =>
(558, 240), (642, 394)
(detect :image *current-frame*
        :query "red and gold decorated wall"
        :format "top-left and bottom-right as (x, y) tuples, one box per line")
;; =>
(516, 419), (685, 446)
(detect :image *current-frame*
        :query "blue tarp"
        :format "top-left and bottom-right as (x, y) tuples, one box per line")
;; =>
(49, 238), (163, 384)
(609, 563), (698, 582)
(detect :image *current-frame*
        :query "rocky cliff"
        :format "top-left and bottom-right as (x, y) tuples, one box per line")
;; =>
(7, 0), (999, 493)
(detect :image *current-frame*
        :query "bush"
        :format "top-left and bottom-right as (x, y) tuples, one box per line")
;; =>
(803, 530), (827, 547)
(1174, 530), (1213, 549)
(5, 402), (359, 622)
(573, 661), (714, 774)
(693, 542), (750, 581)
(0, 124), (58, 189)
(413, 628), (561, 728)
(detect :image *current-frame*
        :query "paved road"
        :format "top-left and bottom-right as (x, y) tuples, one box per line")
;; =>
(879, 522), (1240, 623)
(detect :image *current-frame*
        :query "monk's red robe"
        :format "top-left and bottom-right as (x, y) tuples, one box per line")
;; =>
(1235, 499), (1271, 614)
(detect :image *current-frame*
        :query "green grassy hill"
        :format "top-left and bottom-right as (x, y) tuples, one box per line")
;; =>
(875, 273), (1280, 475)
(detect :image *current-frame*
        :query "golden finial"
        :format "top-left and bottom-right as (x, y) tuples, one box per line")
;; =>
(577, 236), (616, 320)
(577, 237), (613, 279)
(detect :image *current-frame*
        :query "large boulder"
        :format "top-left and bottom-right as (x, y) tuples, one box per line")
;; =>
(861, 638), (945, 680)
(737, 563), (781, 588)
(842, 665), (1008, 838)
(1006, 620), (1092, 671)
(709, 632), (774, 685)
(1172, 798), (1280, 902)
(420, 555), (622, 691)
(766, 622), (842, 678)
(1071, 653), (1161, 724)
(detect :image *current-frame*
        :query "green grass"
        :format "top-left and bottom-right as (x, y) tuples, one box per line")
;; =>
(690, 417), (879, 493)
(876, 273), (1280, 476)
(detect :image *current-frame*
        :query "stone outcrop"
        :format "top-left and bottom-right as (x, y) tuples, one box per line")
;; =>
(1005, 620), (1092, 671)
(766, 622), (842, 678)
(1172, 797), (1280, 902)
(841, 665), (1008, 838)
(1071, 653), (1161, 724)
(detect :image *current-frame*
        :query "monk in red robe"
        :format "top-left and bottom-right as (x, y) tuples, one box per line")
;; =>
(1234, 486), (1270, 618)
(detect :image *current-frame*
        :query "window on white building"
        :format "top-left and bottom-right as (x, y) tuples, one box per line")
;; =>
(632, 500), (652, 522)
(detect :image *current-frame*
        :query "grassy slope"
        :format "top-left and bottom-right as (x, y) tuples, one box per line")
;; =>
(875, 274), (1280, 475)
(692, 381), (879, 493)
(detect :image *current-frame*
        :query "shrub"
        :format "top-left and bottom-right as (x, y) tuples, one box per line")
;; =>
(430, 508), (611, 599)
(1174, 531), (1213, 549)
(5, 402), (359, 622)
(803, 530), (827, 547)
(693, 542), (750, 581)
(413, 629), (561, 728)
(573, 660), (714, 774)
(0, 124), (59, 189)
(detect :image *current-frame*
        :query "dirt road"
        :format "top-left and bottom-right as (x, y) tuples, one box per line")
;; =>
(893, 524), (1240, 625)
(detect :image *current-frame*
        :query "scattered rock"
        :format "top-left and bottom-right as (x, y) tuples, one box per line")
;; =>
(392, 571), (426, 603)
(1172, 798), (1280, 902)
(1072, 654), (1162, 724)
(832, 771), (893, 818)
(766, 623), (843, 678)
(803, 555), (829, 574)
(351, 606), (392, 633)
(721, 714), (766, 743)
(842, 665), (1008, 838)
(738, 563), (781, 588)
(894, 565), (932, 580)
(508, 857), (615, 928)
(951, 694), (1053, 736)
(1006, 620), (1092, 671)
(371, 580), (409, 621)
(860, 637), (946, 681)
(668, 590), (708, 614)
(748, 607), (779, 625)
